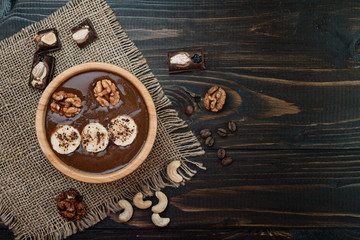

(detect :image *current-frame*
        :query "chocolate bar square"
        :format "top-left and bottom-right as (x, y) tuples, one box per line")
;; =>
(168, 49), (205, 73)
(28, 54), (55, 90)
(71, 19), (98, 48)
(34, 28), (61, 53)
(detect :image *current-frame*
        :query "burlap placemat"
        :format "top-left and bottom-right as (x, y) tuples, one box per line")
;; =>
(0, 0), (205, 239)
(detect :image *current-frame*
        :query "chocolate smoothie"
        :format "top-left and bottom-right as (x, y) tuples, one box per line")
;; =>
(45, 71), (149, 174)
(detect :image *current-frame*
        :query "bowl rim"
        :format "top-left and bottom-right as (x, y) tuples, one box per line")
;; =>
(35, 62), (157, 183)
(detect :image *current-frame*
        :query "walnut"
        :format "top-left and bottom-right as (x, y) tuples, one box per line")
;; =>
(51, 91), (82, 117)
(56, 189), (86, 221)
(203, 85), (226, 112)
(96, 96), (109, 107)
(94, 79), (120, 107)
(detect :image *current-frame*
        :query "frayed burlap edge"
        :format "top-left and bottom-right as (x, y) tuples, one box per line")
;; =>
(0, 0), (205, 239)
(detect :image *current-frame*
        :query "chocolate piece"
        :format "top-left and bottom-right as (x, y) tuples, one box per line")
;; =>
(71, 19), (97, 48)
(168, 49), (205, 73)
(29, 54), (55, 90)
(34, 28), (61, 53)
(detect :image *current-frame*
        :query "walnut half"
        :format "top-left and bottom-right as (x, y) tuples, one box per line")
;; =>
(50, 91), (82, 117)
(56, 189), (86, 221)
(203, 86), (226, 112)
(94, 79), (120, 107)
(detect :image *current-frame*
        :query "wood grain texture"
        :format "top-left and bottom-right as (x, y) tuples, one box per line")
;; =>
(2, 0), (360, 239)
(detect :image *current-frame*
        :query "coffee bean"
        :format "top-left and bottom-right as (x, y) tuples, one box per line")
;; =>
(228, 121), (237, 132)
(217, 148), (226, 159)
(200, 129), (211, 139)
(221, 157), (233, 166)
(205, 136), (214, 147)
(217, 128), (227, 137)
(185, 105), (194, 116)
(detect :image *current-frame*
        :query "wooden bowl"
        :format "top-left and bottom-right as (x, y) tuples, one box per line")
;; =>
(35, 62), (157, 183)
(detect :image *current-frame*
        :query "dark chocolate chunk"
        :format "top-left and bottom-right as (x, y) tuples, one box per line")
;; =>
(168, 49), (205, 73)
(34, 28), (61, 53)
(71, 19), (98, 48)
(28, 53), (55, 90)
(191, 53), (202, 64)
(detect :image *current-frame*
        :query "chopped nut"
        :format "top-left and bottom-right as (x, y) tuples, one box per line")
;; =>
(51, 91), (82, 117)
(94, 79), (120, 106)
(110, 91), (120, 106)
(94, 81), (103, 96)
(52, 91), (66, 101)
(203, 86), (226, 112)
(56, 189), (86, 221)
(65, 97), (82, 108)
(96, 96), (109, 107)
(72, 27), (90, 44)
(50, 102), (61, 112)
(170, 52), (191, 67)
(41, 31), (57, 45)
(32, 62), (48, 81)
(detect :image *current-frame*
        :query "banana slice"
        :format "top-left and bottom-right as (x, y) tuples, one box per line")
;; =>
(81, 123), (109, 153)
(108, 115), (138, 146)
(51, 125), (81, 155)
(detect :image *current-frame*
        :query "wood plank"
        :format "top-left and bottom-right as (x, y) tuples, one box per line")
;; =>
(3, 149), (360, 232)
(107, 150), (360, 228)
(3, 1), (360, 148)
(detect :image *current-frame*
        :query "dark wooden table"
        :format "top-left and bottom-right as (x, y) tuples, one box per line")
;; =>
(2, 0), (360, 239)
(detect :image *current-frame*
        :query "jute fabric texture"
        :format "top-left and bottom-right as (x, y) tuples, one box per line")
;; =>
(0, 0), (205, 239)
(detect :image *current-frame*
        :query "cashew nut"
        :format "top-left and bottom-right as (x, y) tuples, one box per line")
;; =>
(151, 213), (170, 227)
(167, 160), (183, 183)
(133, 192), (152, 209)
(118, 199), (133, 223)
(151, 191), (168, 214)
